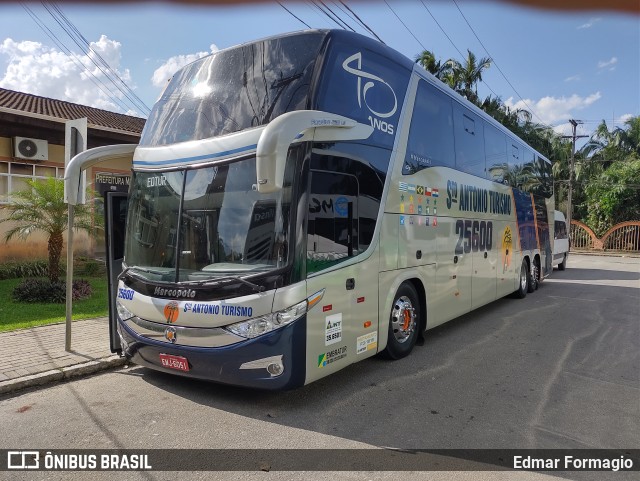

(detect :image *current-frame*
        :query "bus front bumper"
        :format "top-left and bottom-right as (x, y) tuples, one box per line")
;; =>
(117, 315), (307, 390)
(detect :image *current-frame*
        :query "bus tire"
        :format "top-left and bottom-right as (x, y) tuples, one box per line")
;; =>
(528, 257), (540, 292)
(513, 259), (529, 299)
(382, 282), (420, 360)
(558, 254), (567, 271)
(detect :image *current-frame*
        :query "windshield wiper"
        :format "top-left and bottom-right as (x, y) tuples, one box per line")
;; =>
(185, 275), (265, 293)
(120, 267), (265, 293)
(118, 266), (169, 282)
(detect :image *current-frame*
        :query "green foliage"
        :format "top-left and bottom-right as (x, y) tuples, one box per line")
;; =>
(0, 178), (102, 282)
(12, 278), (93, 303)
(415, 46), (640, 235)
(74, 256), (106, 277)
(585, 157), (640, 236)
(0, 277), (108, 332)
(0, 260), (49, 280)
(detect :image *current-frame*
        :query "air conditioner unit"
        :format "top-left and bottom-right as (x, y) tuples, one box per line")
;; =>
(13, 137), (49, 161)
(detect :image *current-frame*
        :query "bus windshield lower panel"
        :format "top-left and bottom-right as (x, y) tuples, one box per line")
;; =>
(124, 157), (292, 283)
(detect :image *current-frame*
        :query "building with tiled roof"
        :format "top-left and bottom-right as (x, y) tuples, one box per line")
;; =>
(0, 88), (145, 261)
(0, 87), (145, 145)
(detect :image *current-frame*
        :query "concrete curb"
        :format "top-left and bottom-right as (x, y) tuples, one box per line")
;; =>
(0, 355), (127, 395)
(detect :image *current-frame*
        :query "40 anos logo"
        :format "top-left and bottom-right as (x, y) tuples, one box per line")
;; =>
(342, 52), (397, 135)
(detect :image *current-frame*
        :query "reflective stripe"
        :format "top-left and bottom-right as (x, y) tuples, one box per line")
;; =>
(133, 144), (257, 167)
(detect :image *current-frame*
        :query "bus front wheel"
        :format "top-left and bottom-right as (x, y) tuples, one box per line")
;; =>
(382, 282), (420, 360)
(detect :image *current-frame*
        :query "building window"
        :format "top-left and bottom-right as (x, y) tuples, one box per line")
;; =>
(0, 161), (65, 204)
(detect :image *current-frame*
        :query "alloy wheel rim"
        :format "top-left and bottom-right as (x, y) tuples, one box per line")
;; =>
(391, 295), (415, 343)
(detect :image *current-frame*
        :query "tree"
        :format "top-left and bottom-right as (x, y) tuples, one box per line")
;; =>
(580, 117), (640, 166)
(0, 177), (101, 282)
(584, 157), (640, 235)
(414, 50), (443, 76)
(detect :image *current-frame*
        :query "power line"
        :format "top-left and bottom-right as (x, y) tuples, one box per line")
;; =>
(48, 2), (150, 114)
(338, 1), (385, 44)
(419, 0), (465, 60)
(451, 0), (548, 127)
(318, 0), (355, 32)
(308, 0), (350, 30)
(277, 1), (311, 29)
(332, 1), (368, 36)
(42, 2), (150, 115)
(383, 0), (427, 51)
(20, 3), (133, 114)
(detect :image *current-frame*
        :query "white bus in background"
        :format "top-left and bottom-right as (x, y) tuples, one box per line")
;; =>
(96, 29), (554, 390)
(553, 210), (569, 270)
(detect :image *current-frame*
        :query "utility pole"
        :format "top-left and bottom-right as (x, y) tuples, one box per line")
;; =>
(562, 119), (588, 237)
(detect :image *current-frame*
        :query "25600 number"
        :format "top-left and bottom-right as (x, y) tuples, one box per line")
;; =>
(455, 220), (493, 254)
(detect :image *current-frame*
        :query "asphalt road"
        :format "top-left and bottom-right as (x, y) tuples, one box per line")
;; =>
(1, 254), (638, 481)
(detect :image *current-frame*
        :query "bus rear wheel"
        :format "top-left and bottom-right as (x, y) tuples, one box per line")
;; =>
(528, 258), (540, 292)
(382, 282), (420, 360)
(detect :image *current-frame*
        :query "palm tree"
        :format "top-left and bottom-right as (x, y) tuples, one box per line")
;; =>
(624, 116), (640, 155)
(450, 50), (491, 104)
(415, 50), (442, 76)
(580, 118), (640, 165)
(0, 177), (100, 282)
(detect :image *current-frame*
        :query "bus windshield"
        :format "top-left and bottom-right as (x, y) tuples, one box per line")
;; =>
(124, 157), (292, 283)
(139, 32), (325, 147)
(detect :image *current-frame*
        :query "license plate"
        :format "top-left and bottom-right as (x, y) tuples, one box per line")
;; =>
(159, 353), (190, 372)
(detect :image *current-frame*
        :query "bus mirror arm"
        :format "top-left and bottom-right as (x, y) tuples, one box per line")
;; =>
(255, 110), (374, 194)
(64, 144), (137, 205)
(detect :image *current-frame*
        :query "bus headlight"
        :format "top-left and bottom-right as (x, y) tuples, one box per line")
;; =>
(116, 299), (135, 321)
(225, 300), (307, 339)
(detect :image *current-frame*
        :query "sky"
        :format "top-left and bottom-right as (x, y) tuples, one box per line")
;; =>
(0, 0), (638, 141)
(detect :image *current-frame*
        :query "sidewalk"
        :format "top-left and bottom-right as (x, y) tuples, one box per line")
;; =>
(0, 317), (126, 395)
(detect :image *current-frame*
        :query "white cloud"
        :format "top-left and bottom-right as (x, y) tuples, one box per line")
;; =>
(619, 113), (634, 124)
(564, 75), (581, 82)
(151, 44), (218, 88)
(505, 92), (602, 130)
(577, 17), (601, 29)
(597, 57), (618, 70)
(0, 36), (138, 114)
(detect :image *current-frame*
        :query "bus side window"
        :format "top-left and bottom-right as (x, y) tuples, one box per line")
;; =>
(519, 147), (536, 191)
(453, 104), (486, 178)
(484, 123), (508, 183)
(403, 80), (455, 175)
(538, 155), (553, 198)
(307, 170), (359, 275)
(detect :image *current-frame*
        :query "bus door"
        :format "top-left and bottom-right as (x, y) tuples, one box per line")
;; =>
(305, 170), (379, 383)
(104, 191), (128, 354)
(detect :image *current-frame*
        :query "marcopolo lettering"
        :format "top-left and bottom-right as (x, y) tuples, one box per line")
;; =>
(153, 286), (196, 298)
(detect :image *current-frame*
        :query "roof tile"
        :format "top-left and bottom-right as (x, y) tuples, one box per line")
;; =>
(0, 88), (145, 135)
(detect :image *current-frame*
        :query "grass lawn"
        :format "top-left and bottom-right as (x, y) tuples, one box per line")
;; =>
(0, 277), (109, 332)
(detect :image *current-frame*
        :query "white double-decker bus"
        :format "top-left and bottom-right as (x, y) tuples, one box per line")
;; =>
(90, 30), (553, 389)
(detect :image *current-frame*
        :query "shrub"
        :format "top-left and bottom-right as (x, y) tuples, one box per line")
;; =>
(12, 278), (93, 303)
(0, 260), (49, 280)
(72, 280), (93, 300)
(75, 257), (105, 277)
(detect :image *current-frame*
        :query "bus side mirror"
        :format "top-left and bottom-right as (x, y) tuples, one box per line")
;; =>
(64, 144), (137, 205)
(255, 110), (373, 194)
